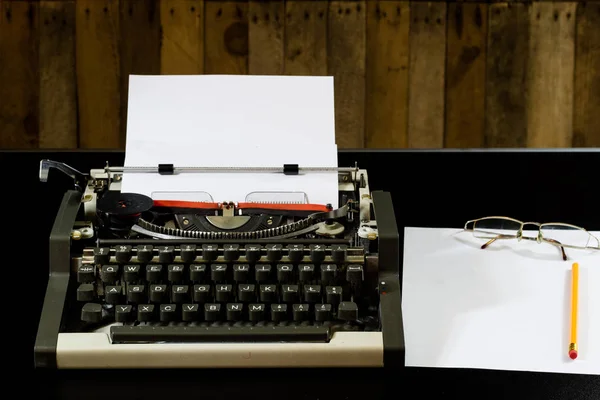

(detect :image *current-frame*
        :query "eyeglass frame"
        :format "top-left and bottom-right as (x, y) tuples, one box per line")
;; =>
(464, 216), (600, 261)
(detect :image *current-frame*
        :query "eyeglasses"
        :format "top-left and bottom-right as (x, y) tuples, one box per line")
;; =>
(464, 216), (600, 261)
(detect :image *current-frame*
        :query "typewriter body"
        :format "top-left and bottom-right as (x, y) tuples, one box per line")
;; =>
(34, 160), (404, 369)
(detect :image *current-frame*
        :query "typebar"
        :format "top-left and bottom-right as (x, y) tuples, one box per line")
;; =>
(110, 325), (331, 343)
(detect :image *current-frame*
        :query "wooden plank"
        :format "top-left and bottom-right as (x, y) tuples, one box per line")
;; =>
(365, 1), (410, 148)
(249, 0), (284, 75)
(407, 2), (446, 148)
(527, 2), (576, 148)
(485, 3), (529, 148)
(75, 0), (120, 148)
(445, 3), (487, 148)
(204, 1), (248, 74)
(120, 0), (161, 147)
(573, 1), (600, 147)
(284, 0), (327, 75)
(0, 1), (39, 148)
(39, 1), (77, 148)
(328, 1), (366, 148)
(160, 0), (204, 74)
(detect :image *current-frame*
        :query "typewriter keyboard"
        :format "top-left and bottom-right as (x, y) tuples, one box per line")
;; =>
(75, 243), (376, 340)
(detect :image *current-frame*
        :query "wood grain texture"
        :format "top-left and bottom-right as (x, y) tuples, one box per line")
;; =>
(365, 1), (410, 148)
(39, 1), (77, 148)
(527, 2), (576, 147)
(160, 0), (204, 74)
(204, 1), (248, 74)
(249, 0), (284, 75)
(573, 1), (600, 147)
(407, 2), (446, 148)
(485, 3), (529, 147)
(284, 0), (328, 75)
(445, 3), (487, 148)
(75, 0), (120, 148)
(0, 0), (39, 148)
(120, 0), (161, 147)
(328, 1), (366, 148)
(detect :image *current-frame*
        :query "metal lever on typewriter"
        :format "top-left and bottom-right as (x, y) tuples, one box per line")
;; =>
(39, 159), (89, 191)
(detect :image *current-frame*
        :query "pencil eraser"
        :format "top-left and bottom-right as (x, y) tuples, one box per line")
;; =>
(569, 350), (578, 360)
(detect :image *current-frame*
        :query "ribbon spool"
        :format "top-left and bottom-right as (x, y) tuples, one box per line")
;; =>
(96, 192), (153, 236)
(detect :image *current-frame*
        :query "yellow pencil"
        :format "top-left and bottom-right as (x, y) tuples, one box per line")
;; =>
(569, 262), (579, 360)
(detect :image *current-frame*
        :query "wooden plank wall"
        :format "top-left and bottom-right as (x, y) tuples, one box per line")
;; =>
(0, 0), (598, 149)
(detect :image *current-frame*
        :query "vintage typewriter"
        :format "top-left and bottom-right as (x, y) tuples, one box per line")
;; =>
(34, 160), (404, 368)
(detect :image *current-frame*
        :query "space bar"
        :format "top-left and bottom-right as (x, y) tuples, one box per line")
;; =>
(110, 325), (331, 343)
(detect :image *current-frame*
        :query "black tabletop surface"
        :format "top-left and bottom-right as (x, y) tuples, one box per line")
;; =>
(6, 149), (599, 399)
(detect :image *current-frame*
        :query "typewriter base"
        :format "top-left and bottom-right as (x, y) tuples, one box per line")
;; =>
(55, 331), (383, 368)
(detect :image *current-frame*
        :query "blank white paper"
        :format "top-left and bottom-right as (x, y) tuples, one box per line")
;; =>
(402, 227), (600, 375)
(121, 75), (339, 207)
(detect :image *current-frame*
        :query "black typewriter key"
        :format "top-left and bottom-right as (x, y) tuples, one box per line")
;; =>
(266, 244), (282, 261)
(248, 304), (266, 321)
(244, 244), (262, 263)
(287, 244), (304, 262)
(238, 284), (256, 302)
(189, 264), (206, 282)
(259, 284), (277, 303)
(127, 285), (146, 303)
(309, 244), (326, 263)
(180, 244), (197, 263)
(282, 285), (299, 303)
(320, 264), (337, 283)
(204, 303), (221, 321)
(346, 265), (364, 283)
(81, 303), (102, 323)
(298, 264), (315, 281)
(158, 246), (175, 264)
(182, 304), (200, 321)
(215, 284), (233, 302)
(123, 265), (140, 282)
(331, 245), (347, 263)
(293, 304), (310, 322)
(115, 245), (132, 263)
(93, 247), (110, 264)
(100, 265), (119, 283)
(138, 304), (155, 321)
(172, 285), (189, 303)
(277, 264), (294, 282)
(160, 304), (177, 322)
(77, 265), (95, 283)
(136, 244), (154, 263)
(255, 264), (271, 282)
(193, 284), (211, 302)
(315, 304), (332, 321)
(233, 264), (250, 281)
(149, 284), (167, 303)
(168, 264), (185, 282)
(201, 244), (218, 262)
(115, 305), (133, 322)
(105, 285), (122, 304)
(77, 284), (95, 302)
(146, 265), (163, 282)
(326, 286), (342, 305)
(226, 303), (243, 321)
(337, 302), (358, 321)
(303, 285), (321, 303)
(211, 264), (228, 281)
(271, 304), (288, 322)
(224, 244), (240, 261)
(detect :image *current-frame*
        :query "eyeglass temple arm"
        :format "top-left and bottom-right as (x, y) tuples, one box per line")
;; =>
(482, 234), (568, 261)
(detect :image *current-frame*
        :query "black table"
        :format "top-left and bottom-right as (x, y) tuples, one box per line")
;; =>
(6, 149), (599, 399)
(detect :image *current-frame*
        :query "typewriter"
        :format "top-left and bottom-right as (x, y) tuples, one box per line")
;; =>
(34, 160), (404, 368)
